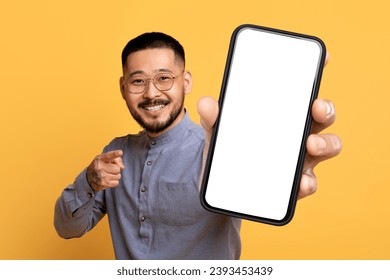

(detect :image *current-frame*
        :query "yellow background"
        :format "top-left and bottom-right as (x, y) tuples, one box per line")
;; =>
(1, 0), (389, 259)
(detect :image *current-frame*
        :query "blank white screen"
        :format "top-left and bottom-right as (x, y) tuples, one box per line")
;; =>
(205, 27), (322, 221)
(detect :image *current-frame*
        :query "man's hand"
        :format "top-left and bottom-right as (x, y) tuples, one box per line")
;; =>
(86, 150), (125, 191)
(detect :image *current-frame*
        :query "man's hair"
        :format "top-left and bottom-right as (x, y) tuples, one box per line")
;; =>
(121, 32), (185, 69)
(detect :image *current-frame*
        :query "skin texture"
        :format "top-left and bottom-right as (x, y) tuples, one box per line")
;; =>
(86, 48), (342, 200)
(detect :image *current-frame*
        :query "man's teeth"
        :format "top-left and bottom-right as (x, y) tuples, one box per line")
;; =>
(144, 104), (165, 111)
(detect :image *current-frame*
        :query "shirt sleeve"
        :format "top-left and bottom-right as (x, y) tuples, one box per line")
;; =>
(54, 167), (106, 239)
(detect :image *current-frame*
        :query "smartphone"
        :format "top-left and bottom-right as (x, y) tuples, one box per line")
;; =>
(200, 24), (326, 226)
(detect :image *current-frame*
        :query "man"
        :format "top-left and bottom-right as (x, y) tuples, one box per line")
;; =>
(54, 32), (342, 259)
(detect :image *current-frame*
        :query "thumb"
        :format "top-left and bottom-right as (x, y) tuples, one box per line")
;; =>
(197, 96), (219, 192)
(197, 96), (219, 135)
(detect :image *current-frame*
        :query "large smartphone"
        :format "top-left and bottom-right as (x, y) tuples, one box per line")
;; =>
(200, 24), (326, 226)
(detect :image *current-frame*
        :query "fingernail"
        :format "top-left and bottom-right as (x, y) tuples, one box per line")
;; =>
(325, 101), (334, 117)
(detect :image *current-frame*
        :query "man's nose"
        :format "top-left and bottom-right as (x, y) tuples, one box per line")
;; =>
(143, 80), (161, 99)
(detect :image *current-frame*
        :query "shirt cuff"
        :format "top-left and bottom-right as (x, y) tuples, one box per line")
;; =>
(74, 168), (96, 204)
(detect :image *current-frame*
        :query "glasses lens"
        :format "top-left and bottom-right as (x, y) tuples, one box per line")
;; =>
(127, 76), (146, 94)
(154, 73), (174, 91)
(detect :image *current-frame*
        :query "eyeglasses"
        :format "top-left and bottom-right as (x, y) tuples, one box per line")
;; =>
(124, 72), (181, 94)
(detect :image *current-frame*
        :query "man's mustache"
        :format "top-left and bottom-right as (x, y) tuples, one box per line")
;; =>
(138, 99), (170, 108)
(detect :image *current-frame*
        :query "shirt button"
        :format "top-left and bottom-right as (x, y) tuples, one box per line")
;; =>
(140, 186), (146, 192)
(151, 140), (156, 146)
(140, 216), (146, 222)
(87, 193), (93, 198)
(147, 161), (152, 166)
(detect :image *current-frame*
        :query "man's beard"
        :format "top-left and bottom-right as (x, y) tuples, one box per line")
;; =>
(129, 95), (184, 135)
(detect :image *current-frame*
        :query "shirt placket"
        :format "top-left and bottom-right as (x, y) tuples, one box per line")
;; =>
(138, 139), (158, 253)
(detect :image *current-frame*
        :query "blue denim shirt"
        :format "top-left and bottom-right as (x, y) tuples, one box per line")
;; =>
(54, 113), (241, 259)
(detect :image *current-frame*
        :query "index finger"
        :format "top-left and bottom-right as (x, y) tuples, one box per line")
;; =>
(99, 150), (123, 163)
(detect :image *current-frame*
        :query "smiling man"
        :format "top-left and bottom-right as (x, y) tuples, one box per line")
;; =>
(54, 32), (341, 259)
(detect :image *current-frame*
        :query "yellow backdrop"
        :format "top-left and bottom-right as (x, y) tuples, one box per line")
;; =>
(1, 0), (389, 259)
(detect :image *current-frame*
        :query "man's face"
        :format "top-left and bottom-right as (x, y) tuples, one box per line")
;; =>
(120, 48), (192, 138)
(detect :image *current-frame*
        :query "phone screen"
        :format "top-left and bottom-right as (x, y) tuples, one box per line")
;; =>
(200, 25), (326, 225)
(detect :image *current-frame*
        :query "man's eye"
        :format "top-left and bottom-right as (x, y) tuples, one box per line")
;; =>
(130, 78), (145, 85)
(157, 75), (172, 82)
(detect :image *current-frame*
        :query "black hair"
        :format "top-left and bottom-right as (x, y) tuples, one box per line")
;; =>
(121, 32), (185, 68)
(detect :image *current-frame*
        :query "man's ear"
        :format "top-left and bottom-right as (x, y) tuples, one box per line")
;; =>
(119, 76), (126, 100)
(184, 71), (193, 94)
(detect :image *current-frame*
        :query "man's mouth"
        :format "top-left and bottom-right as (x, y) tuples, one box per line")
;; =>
(144, 104), (165, 111)
(140, 100), (170, 112)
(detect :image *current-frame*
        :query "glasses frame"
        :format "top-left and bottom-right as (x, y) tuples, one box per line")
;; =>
(124, 72), (183, 94)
